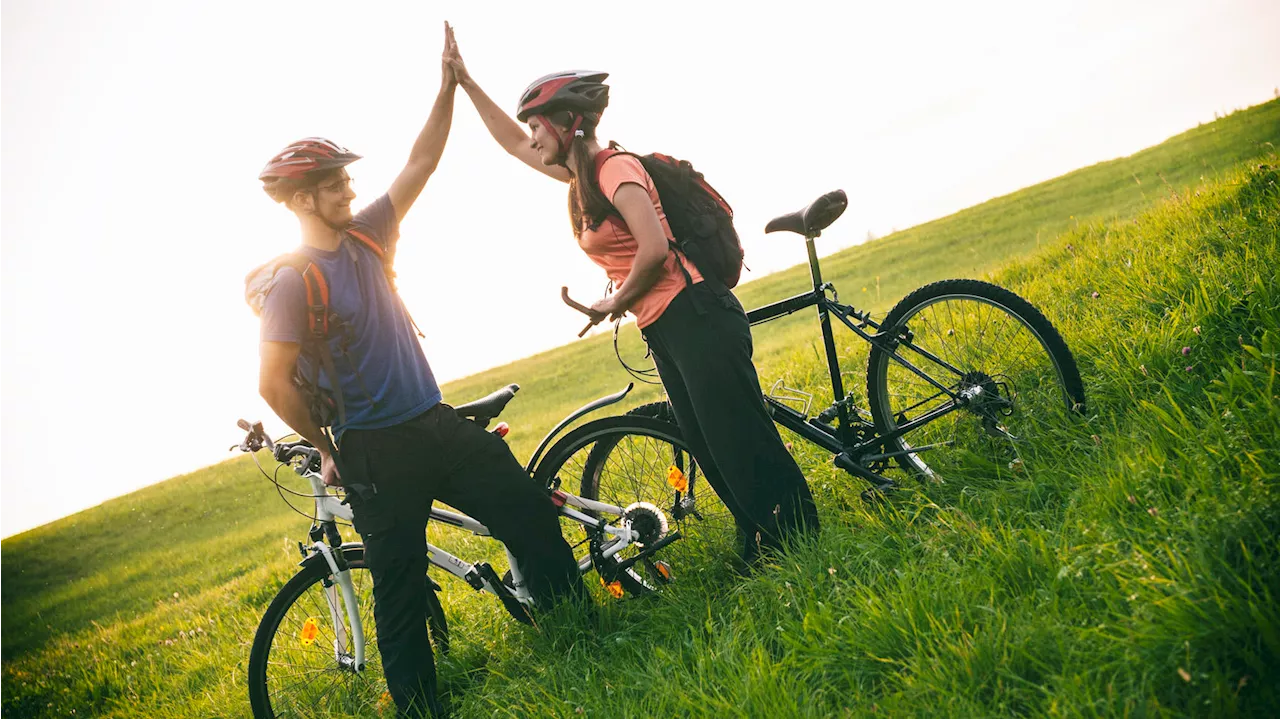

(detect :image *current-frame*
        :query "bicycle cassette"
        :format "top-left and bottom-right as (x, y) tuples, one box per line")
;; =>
(622, 502), (669, 547)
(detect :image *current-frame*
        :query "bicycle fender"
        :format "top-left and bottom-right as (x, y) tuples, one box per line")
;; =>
(524, 383), (634, 473)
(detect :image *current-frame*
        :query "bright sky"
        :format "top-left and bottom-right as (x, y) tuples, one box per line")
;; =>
(2, 0), (1277, 538)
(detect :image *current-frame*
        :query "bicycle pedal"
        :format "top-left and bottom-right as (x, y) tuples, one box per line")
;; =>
(475, 563), (536, 627)
(651, 559), (674, 583)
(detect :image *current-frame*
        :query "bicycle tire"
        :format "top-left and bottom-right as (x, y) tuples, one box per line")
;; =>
(866, 278), (1086, 480)
(247, 547), (448, 718)
(533, 413), (737, 597)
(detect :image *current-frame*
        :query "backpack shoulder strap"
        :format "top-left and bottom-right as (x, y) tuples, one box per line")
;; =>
(346, 227), (385, 258)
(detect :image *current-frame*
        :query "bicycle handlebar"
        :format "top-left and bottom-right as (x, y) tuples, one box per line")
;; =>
(561, 287), (602, 338)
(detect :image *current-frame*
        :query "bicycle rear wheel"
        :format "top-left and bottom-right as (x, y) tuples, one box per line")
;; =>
(247, 547), (448, 718)
(866, 279), (1085, 480)
(533, 409), (738, 597)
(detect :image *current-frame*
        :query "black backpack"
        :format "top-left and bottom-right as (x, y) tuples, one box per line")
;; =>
(595, 144), (746, 288)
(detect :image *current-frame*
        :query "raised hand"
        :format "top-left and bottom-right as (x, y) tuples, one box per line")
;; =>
(443, 22), (473, 87)
(442, 21), (458, 87)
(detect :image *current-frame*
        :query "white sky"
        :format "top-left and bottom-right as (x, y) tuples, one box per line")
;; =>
(2, 0), (1277, 538)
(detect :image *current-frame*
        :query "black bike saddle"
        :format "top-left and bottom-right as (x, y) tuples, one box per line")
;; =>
(454, 384), (520, 422)
(765, 190), (848, 237)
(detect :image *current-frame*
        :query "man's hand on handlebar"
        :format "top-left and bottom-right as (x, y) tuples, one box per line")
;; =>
(320, 451), (342, 487)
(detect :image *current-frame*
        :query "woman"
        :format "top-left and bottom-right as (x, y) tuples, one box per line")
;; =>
(445, 34), (818, 564)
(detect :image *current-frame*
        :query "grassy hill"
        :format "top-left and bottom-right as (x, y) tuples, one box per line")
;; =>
(2, 99), (1278, 718)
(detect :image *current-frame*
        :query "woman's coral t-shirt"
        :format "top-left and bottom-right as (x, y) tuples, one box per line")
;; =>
(577, 153), (702, 329)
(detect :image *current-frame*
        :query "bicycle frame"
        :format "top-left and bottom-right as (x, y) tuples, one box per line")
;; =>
(288, 453), (648, 672)
(745, 231), (973, 485)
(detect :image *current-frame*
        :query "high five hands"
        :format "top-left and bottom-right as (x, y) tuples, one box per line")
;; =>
(443, 22), (472, 87)
(442, 21), (459, 87)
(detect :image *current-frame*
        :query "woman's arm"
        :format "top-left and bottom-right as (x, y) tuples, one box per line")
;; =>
(590, 183), (669, 320)
(445, 27), (570, 183)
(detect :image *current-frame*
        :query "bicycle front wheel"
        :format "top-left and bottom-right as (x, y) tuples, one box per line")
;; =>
(866, 279), (1085, 480)
(247, 547), (448, 718)
(534, 411), (738, 597)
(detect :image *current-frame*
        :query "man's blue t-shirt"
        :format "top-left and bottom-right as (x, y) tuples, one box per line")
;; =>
(260, 194), (441, 439)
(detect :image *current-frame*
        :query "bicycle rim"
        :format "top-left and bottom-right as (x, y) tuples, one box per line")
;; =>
(584, 426), (738, 581)
(249, 559), (387, 718)
(869, 281), (1084, 480)
(538, 418), (739, 596)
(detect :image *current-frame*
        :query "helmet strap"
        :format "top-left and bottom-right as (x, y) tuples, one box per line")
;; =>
(534, 113), (584, 166)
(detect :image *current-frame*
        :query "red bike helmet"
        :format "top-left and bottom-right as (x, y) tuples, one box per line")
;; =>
(259, 137), (361, 201)
(516, 70), (610, 122)
(516, 71), (609, 163)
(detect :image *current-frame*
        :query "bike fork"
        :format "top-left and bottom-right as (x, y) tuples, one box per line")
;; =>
(313, 542), (367, 671)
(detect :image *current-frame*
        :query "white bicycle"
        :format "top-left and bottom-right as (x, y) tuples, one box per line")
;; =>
(236, 382), (732, 718)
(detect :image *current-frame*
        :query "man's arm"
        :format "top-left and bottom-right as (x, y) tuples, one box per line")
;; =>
(259, 341), (341, 485)
(386, 23), (459, 222)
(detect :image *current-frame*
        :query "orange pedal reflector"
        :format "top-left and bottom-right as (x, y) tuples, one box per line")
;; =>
(654, 560), (673, 581)
(300, 617), (320, 646)
(493, 422), (510, 438)
(600, 577), (625, 599)
(667, 465), (688, 492)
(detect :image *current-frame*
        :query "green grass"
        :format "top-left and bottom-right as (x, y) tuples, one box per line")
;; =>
(3, 100), (1278, 718)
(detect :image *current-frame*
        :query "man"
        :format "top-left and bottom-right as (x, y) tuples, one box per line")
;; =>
(253, 23), (585, 718)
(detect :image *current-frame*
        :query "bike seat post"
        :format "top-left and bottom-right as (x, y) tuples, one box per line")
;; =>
(805, 233), (825, 290)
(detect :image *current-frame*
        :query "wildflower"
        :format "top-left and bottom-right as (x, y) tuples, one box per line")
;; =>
(1186, 365), (1194, 372)
(1178, 668), (1191, 682)
(1147, 507), (1159, 516)
(1091, 291), (1100, 299)
(1181, 346), (1191, 356)
(1127, 495), (1137, 504)
(1139, 365), (1148, 376)
(1008, 458), (1025, 472)
(172, 592), (179, 599)
(1193, 326), (1201, 335)
(1091, 434), (1101, 445)
(828, 567), (837, 575)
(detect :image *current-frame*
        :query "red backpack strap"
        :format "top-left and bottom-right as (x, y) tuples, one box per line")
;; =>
(593, 147), (622, 180)
(346, 228), (385, 259)
(271, 253), (330, 339)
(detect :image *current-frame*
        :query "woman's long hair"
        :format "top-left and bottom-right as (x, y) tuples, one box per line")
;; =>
(552, 110), (612, 237)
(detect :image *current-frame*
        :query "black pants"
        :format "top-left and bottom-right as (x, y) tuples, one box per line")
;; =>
(339, 404), (585, 718)
(642, 282), (820, 559)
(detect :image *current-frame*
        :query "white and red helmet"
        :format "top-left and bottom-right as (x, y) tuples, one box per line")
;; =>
(259, 137), (361, 200)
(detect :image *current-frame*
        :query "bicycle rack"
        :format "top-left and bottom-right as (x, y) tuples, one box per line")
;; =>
(768, 380), (814, 418)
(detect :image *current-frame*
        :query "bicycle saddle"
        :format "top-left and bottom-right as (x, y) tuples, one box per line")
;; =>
(454, 383), (520, 424)
(764, 190), (848, 237)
